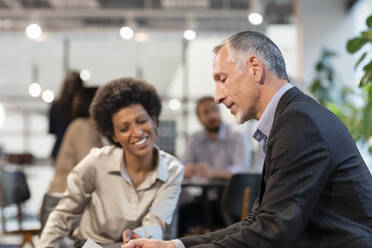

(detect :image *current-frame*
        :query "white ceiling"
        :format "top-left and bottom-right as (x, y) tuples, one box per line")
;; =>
(0, 0), (299, 113)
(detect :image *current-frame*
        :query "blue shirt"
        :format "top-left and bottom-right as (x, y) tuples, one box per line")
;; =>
(253, 83), (293, 153)
(183, 123), (252, 173)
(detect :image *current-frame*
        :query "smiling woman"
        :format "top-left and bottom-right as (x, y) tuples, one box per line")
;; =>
(38, 78), (184, 248)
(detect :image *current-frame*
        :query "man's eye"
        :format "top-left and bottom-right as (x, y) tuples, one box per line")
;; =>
(219, 75), (226, 83)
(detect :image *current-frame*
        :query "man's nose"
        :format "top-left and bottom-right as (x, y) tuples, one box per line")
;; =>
(214, 87), (225, 104)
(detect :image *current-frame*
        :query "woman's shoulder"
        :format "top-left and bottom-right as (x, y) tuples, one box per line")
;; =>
(87, 145), (119, 159)
(73, 145), (121, 172)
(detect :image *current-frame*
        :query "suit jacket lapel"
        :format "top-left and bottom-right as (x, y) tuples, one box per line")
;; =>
(258, 87), (303, 205)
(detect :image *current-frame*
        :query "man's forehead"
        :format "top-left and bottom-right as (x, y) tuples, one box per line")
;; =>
(213, 46), (234, 72)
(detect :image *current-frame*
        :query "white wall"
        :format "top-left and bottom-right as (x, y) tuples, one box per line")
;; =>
(297, 0), (372, 86)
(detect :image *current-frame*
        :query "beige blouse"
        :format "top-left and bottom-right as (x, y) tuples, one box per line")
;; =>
(38, 146), (184, 247)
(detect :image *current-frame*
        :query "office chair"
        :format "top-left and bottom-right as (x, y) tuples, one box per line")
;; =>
(220, 173), (261, 226)
(0, 167), (41, 248)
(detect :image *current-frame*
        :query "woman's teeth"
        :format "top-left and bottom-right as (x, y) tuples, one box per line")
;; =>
(134, 137), (147, 145)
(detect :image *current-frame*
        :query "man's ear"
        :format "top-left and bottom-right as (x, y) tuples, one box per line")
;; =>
(246, 55), (264, 83)
(112, 135), (118, 143)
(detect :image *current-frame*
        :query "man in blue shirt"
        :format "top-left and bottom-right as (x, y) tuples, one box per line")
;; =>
(180, 96), (252, 235)
(183, 96), (252, 180)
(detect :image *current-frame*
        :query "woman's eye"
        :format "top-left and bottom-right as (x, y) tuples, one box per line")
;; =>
(138, 118), (147, 124)
(120, 126), (129, 132)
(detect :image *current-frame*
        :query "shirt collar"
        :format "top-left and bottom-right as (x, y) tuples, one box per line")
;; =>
(253, 83), (293, 142)
(119, 146), (169, 187)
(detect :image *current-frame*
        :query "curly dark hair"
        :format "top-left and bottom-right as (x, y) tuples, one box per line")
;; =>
(90, 77), (162, 147)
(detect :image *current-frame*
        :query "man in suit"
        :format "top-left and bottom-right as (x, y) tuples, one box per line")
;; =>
(123, 31), (372, 248)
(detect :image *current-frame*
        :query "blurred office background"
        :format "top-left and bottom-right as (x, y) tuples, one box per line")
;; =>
(0, 0), (371, 245)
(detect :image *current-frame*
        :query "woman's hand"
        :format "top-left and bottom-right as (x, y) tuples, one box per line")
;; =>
(122, 229), (141, 244)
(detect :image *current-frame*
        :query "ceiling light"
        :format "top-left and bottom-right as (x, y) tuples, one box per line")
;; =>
(42, 90), (54, 103)
(120, 26), (134, 40)
(184, 29), (196, 41)
(80, 69), (91, 81)
(26, 24), (42, 40)
(248, 13), (263, 25)
(169, 99), (181, 111)
(28, 82), (41, 97)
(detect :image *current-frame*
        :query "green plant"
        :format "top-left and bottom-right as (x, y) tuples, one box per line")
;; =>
(309, 48), (362, 141)
(347, 15), (372, 152)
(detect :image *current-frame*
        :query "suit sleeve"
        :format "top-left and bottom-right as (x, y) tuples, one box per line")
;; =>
(180, 198), (260, 247)
(183, 110), (332, 248)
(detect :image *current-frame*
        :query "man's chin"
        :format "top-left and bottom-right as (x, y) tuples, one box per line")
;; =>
(234, 111), (246, 124)
(206, 126), (220, 133)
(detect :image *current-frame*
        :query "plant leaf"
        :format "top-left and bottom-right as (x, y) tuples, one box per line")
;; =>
(361, 31), (372, 41)
(360, 70), (372, 87)
(362, 101), (372, 138)
(346, 37), (367, 53)
(363, 60), (372, 72)
(323, 50), (337, 57)
(367, 15), (372, 28)
(316, 62), (324, 71)
(355, 52), (367, 70)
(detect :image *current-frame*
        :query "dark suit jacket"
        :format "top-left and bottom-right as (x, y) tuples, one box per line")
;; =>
(180, 87), (372, 248)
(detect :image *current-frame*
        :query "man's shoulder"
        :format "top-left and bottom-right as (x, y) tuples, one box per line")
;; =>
(188, 130), (205, 142)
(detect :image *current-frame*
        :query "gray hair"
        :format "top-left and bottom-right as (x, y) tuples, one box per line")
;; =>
(213, 31), (288, 80)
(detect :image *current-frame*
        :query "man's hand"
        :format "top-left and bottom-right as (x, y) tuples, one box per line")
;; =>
(184, 164), (196, 178)
(121, 239), (176, 248)
(122, 229), (141, 244)
(195, 162), (213, 179)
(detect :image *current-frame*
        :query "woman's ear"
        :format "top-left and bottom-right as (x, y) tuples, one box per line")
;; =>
(151, 117), (159, 135)
(112, 135), (118, 143)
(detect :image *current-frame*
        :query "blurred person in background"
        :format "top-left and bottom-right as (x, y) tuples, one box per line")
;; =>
(183, 96), (252, 180)
(47, 86), (104, 193)
(38, 77), (184, 247)
(179, 96), (252, 236)
(48, 70), (84, 160)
